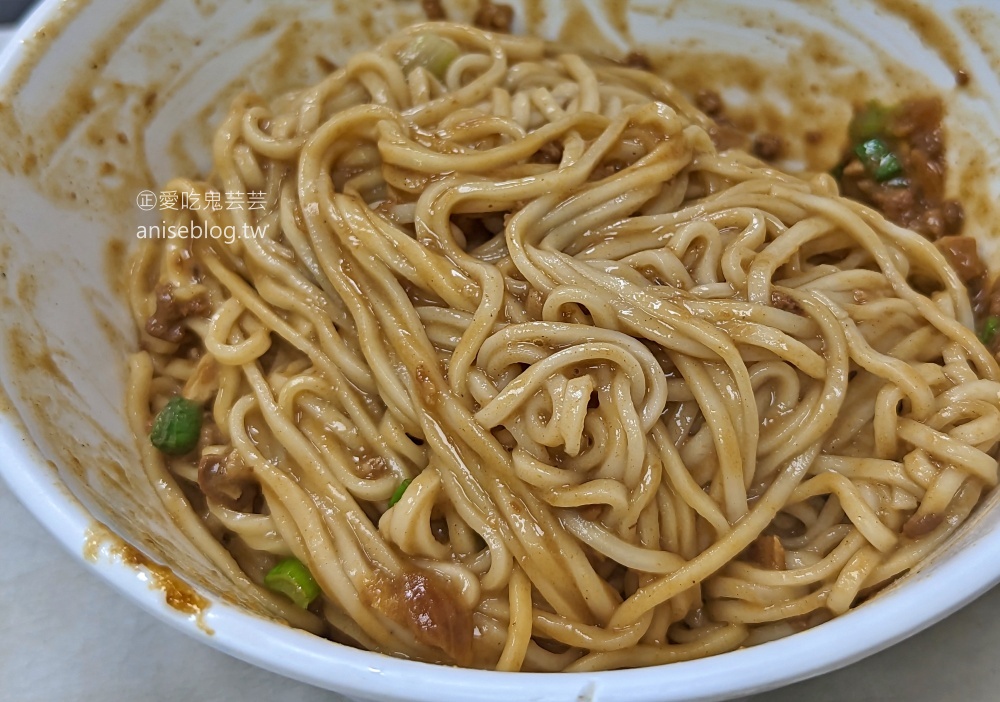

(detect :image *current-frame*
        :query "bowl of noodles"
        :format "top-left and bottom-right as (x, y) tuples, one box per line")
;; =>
(3, 0), (1000, 699)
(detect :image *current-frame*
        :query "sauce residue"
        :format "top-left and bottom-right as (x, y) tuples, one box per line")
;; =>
(874, 0), (965, 75)
(84, 522), (214, 635)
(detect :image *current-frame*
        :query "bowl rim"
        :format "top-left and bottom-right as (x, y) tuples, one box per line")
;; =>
(3, 1), (1000, 700)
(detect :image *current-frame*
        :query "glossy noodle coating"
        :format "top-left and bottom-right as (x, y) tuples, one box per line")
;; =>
(126, 22), (1000, 671)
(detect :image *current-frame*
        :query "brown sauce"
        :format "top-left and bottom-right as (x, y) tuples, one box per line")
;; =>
(84, 523), (214, 634)
(835, 97), (963, 239)
(902, 512), (944, 539)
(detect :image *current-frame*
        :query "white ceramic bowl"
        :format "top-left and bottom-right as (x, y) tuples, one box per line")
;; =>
(3, 1), (1000, 700)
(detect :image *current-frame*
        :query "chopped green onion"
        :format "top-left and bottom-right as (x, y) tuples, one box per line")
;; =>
(848, 101), (891, 143)
(872, 152), (903, 181)
(150, 396), (202, 455)
(980, 316), (1000, 346)
(397, 33), (460, 79)
(264, 557), (321, 609)
(388, 478), (412, 507)
(854, 138), (903, 182)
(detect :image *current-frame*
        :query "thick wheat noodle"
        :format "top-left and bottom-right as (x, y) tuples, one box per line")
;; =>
(126, 22), (1000, 671)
